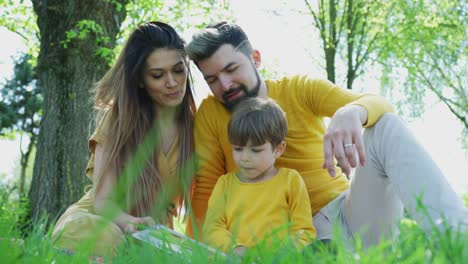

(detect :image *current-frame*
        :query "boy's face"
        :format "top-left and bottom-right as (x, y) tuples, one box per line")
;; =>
(232, 140), (285, 183)
(197, 44), (261, 111)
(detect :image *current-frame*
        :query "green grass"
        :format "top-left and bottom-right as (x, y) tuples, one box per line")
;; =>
(1, 188), (467, 263)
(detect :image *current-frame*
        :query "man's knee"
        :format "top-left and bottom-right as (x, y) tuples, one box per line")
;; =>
(368, 113), (404, 135)
(376, 113), (401, 126)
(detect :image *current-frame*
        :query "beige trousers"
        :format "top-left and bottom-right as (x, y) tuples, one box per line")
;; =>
(313, 113), (467, 248)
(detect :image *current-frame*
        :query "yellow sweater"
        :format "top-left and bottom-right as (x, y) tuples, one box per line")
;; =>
(188, 75), (393, 237)
(203, 168), (316, 251)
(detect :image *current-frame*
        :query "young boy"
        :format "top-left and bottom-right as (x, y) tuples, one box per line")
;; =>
(202, 97), (316, 255)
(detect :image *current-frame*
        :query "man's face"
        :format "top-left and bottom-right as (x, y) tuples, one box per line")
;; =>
(198, 44), (261, 111)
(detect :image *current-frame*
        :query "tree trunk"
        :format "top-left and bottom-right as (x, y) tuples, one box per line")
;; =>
(29, 0), (129, 223)
(325, 0), (337, 83)
(18, 134), (34, 197)
(324, 47), (336, 84)
(346, 0), (355, 90)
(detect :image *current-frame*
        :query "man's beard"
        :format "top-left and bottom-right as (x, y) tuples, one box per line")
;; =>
(221, 71), (261, 111)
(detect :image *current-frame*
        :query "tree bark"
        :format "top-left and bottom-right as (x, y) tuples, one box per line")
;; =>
(346, 0), (354, 89)
(325, 0), (337, 83)
(29, 0), (129, 223)
(18, 133), (35, 197)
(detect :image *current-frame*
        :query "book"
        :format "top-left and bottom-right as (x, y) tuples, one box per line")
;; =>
(132, 224), (228, 258)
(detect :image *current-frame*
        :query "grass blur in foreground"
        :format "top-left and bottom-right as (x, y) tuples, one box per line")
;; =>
(1, 189), (468, 263)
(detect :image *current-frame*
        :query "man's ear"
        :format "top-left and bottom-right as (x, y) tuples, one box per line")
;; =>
(274, 141), (286, 158)
(251, 49), (261, 68)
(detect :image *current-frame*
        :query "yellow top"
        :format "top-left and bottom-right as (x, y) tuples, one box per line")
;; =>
(63, 112), (180, 222)
(52, 112), (182, 255)
(203, 168), (316, 251)
(188, 75), (393, 237)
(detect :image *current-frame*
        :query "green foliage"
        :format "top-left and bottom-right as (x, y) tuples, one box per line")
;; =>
(84, 0), (234, 67)
(104, 0), (124, 12)
(0, 53), (40, 198)
(0, 53), (41, 138)
(0, 100), (16, 136)
(0, 0), (39, 56)
(302, 0), (467, 138)
(123, 0), (232, 32)
(61, 19), (114, 62)
(377, 0), (467, 130)
(0, 185), (29, 237)
(304, 0), (393, 88)
(1, 0), (234, 71)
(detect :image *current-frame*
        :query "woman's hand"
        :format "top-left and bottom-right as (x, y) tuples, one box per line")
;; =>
(233, 245), (247, 257)
(122, 216), (156, 234)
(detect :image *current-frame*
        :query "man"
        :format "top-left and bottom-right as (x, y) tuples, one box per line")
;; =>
(185, 22), (467, 248)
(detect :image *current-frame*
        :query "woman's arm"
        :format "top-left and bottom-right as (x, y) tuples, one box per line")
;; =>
(93, 144), (155, 233)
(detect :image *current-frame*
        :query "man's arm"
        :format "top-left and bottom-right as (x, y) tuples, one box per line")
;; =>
(322, 104), (368, 176)
(298, 77), (393, 177)
(186, 100), (227, 239)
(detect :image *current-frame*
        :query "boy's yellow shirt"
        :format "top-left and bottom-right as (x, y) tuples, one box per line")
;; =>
(203, 168), (316, 251)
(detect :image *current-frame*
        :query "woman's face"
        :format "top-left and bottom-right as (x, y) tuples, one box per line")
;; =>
(142, 48), (188, 109)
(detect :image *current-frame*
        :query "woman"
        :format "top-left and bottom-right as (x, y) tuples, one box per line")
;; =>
(52, 21), (196, 256)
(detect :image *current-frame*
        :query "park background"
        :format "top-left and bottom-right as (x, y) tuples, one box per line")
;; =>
(0, 0), (467, 262)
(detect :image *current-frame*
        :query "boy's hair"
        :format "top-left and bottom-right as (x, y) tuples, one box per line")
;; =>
(228, 98), (287, 148)
(186, 21), (253, 64)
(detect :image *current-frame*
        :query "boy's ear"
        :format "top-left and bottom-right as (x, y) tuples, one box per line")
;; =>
(274, 141), (286, 158)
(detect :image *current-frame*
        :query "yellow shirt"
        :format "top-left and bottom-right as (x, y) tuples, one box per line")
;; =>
(203, 168), (316, 251)
(188, 75), (393, 237)
(56, 111), (181, 226)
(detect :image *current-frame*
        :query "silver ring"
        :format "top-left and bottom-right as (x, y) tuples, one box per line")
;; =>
(344, 143), (353, 148)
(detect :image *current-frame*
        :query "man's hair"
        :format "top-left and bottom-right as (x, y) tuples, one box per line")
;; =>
(228, 98), (287, 148)
(186, 21), (253, 64)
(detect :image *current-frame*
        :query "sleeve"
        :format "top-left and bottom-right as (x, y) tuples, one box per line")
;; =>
(186, 100), (227, 239)
(202, 176), (234, 252)
(296, 76), (393, 127)
(288, 171), (316, 248)
(85, 110), (112, 182)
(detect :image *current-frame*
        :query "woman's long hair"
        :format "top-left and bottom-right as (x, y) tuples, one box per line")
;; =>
(93, 21), (196, 222)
